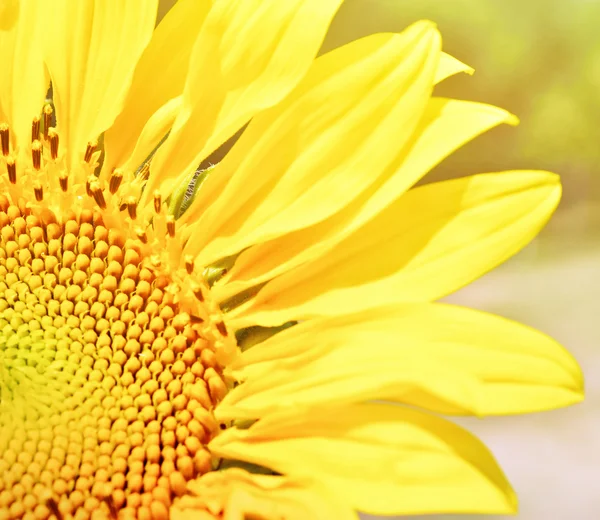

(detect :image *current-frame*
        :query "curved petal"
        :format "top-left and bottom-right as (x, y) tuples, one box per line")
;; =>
(435, 51), (474, 83)
(0, 0), (47, 152)
(101, 0), (211, 178)
(216, 303), (582, 420)
(228, 171), (561, 327)
(210, 403), (517, 516)
(173, 469), (358, 520)
(117, 95), (182, 177)
(144, 0), (344, 207)
(213, 98), (516, 302)
(43, 0), (157, 176)
(181, 23), (441, 266)
(176, 46), (471, 270)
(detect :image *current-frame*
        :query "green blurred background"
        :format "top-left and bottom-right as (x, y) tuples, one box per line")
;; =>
(158, 1), (599, 518)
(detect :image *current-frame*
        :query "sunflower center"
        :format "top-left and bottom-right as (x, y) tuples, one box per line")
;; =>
(0, 199), (229, 519)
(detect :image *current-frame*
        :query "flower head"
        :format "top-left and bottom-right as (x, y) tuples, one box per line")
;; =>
(0, 1), (583, 519)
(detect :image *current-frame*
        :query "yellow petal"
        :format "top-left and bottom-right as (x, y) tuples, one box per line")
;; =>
(216, 303), (582, 420)
(116, 95), (182, 177)
(214, 98), (516, 302)
(101, 0), (211, 178)
(0, 0), (18, 31)
(172, 468), (358, 520)
(228, 170), (561, 327)
(181, 23), (441, 266)
(144, 0), (345, 208)
(175, 46), (467, 266)
(435, 51), (474, 83)
(168, 51), (466, 224)
(209, 403), (517, 516)
(43, 0), (157, 176)
(0, 0), (47, 151)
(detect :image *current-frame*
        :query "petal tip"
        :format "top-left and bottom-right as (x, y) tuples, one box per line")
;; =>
(410, 19), (440, 42)
(507, 113), (520, 126)
(545, 173), (562, 206)
(414, 19), (438, 31)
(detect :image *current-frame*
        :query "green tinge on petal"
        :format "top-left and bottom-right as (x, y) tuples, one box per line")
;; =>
(168, 163), (215, 218)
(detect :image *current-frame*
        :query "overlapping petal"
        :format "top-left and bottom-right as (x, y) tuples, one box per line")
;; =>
(213, 98), (516, 302)
(216, 303), (582, 420)
(210, 403), (517, 516)
(173, 469), (358, 520)
(228, 171), (561, 327)
(0, 0), (578, 516)
(0, 0), (47, 152)
(180, 23), (441, 266)
(101, 0), (211, 178)
(43, 0), (157, 176)
(145, 0), (345, 207)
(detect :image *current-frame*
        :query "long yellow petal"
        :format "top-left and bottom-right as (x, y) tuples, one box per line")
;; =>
(228, 171), (560, 327)
(0, 0), (47, 152)
(175, 47), (471, 269)
(172, 469), (358, 520)
(101, 0), (211, 178)
(144, 0), (344, 208)
(209, 403), (517, 516)
(180, 23), (440, 266)
(216, 303), (582, 420)
(213, 98), (516, 302)
(43, 0), (157, 176)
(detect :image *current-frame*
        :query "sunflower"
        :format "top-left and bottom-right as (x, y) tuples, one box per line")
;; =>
(0, 1), (583, 519)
